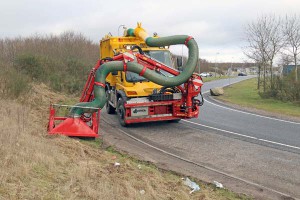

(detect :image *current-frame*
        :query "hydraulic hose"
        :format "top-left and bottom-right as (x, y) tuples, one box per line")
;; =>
(70, 25), (198, 117)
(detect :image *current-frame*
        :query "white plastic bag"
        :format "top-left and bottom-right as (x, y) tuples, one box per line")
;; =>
(183, 177), (200, 194)
(213, 181), (224, 189)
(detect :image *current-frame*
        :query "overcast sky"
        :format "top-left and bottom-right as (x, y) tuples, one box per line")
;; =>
(0, 0), (299, 62)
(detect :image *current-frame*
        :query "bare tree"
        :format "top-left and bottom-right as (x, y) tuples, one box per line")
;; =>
(243, 15), (270, 92)
(263, 15), (285, 87)
(243, 48), (264, 89)
(283, 15), (300, 82)
(243, 15), (284, 92)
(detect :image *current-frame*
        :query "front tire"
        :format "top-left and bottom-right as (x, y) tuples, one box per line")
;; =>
(117, 98), (127, 127)
(106, 90), (115, 114)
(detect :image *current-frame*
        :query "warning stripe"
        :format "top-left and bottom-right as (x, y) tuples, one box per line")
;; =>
(193, 79), (203, 87)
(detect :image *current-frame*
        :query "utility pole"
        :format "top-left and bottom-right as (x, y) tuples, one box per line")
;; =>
(118, 25), (126, 36)
(229, 57), (233, 85)
(214, 52), (219, 77)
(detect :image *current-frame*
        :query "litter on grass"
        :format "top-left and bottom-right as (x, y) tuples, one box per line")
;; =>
(183, 177), (200, 194)
(213, 181), (224, 189)
(139, 190), (145, 195)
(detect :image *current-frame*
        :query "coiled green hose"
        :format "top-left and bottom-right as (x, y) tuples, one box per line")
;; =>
(70, 33), (198, 117)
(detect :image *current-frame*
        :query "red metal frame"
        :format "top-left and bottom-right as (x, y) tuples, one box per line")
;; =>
(135, 53), (180, 76)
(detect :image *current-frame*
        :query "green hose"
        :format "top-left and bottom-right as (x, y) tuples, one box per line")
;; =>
(70, 34), (198, 117)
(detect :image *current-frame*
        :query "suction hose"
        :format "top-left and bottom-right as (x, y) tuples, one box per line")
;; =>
(70, 25), (198, 117)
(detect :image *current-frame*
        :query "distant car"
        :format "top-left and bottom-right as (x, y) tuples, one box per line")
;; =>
(238, 72), (247, 76)
(200, 72), (212, 77)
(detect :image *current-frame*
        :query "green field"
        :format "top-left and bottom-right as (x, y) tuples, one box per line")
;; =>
(217, 78), (300, 117)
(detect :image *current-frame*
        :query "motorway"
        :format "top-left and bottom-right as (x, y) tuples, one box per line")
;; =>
(190, 76), (300, 154)
(101, 76), (300, 200)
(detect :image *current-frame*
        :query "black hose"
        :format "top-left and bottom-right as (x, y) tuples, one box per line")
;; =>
(199, 92), (204, 106)
(131, 45), (144, 55)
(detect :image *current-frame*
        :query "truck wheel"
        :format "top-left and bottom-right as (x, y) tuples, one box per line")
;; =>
(117, 98), (127, 127)
(106, 90), (115, 114)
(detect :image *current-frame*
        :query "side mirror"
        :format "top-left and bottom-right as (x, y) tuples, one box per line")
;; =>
(177, 56), (183, 68)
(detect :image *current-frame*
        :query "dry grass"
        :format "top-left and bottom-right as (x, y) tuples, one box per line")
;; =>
(0, 83), (249, 200)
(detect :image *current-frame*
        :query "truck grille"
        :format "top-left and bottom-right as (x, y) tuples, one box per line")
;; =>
(149, 94), (173, 101)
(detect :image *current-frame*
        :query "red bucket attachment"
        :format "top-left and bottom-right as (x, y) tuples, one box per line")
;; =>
(49, 117), (99, 137)
(48, 104), (100, 138)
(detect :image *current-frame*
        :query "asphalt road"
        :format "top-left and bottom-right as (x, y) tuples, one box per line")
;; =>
(190, 76), (300, 154)
(101, 76), (300, 199)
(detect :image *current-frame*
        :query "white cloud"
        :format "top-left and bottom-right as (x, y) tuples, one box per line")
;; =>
(0, 0), (299, 62)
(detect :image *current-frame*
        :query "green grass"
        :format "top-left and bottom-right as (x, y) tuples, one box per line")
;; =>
(218, 78), (300, 117)
(202, 76), (234, 82)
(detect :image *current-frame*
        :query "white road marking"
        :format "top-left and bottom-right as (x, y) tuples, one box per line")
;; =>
(204, 98), (300, 125)
(202, 78), (300, 125)
(114, 125), (298, 200)
(182, 120), (300, 150)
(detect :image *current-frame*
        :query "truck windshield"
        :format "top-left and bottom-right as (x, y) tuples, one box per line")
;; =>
(125, 50), (174, 82)
(144, 50), (172, 67)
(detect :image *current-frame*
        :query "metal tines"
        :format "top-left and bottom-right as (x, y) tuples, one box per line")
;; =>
(51, 103), (99, 110)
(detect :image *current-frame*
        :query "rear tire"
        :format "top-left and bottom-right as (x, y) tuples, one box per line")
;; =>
(106, 90), (115, 114)
(117, 98), (127, 127)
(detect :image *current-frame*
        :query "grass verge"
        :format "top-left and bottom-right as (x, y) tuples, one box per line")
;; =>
(217, 78), (300, 118)
(0, 83), (251, 200)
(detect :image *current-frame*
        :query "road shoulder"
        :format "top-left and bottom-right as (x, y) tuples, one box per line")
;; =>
(100, 115), (292, 200)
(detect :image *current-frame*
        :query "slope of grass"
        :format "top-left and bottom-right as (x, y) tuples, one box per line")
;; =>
(0, 83), (251, 200)
(217, 78), (300, 117)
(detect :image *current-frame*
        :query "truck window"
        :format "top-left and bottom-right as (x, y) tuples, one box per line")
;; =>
(125, 71), (146, 82)
(144, 50), (172, 67)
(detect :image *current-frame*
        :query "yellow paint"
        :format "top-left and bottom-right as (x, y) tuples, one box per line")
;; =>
(117, 81), (162, 97)
(133, 22), (149, 41)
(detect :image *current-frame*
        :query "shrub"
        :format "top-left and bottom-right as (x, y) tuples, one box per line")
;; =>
(0, 31), (99, 96)
(0, 67), (31, 98)
(261, 74), (300, 103)
(49, 74), (62, 92)
(14, 54), (45, 81)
